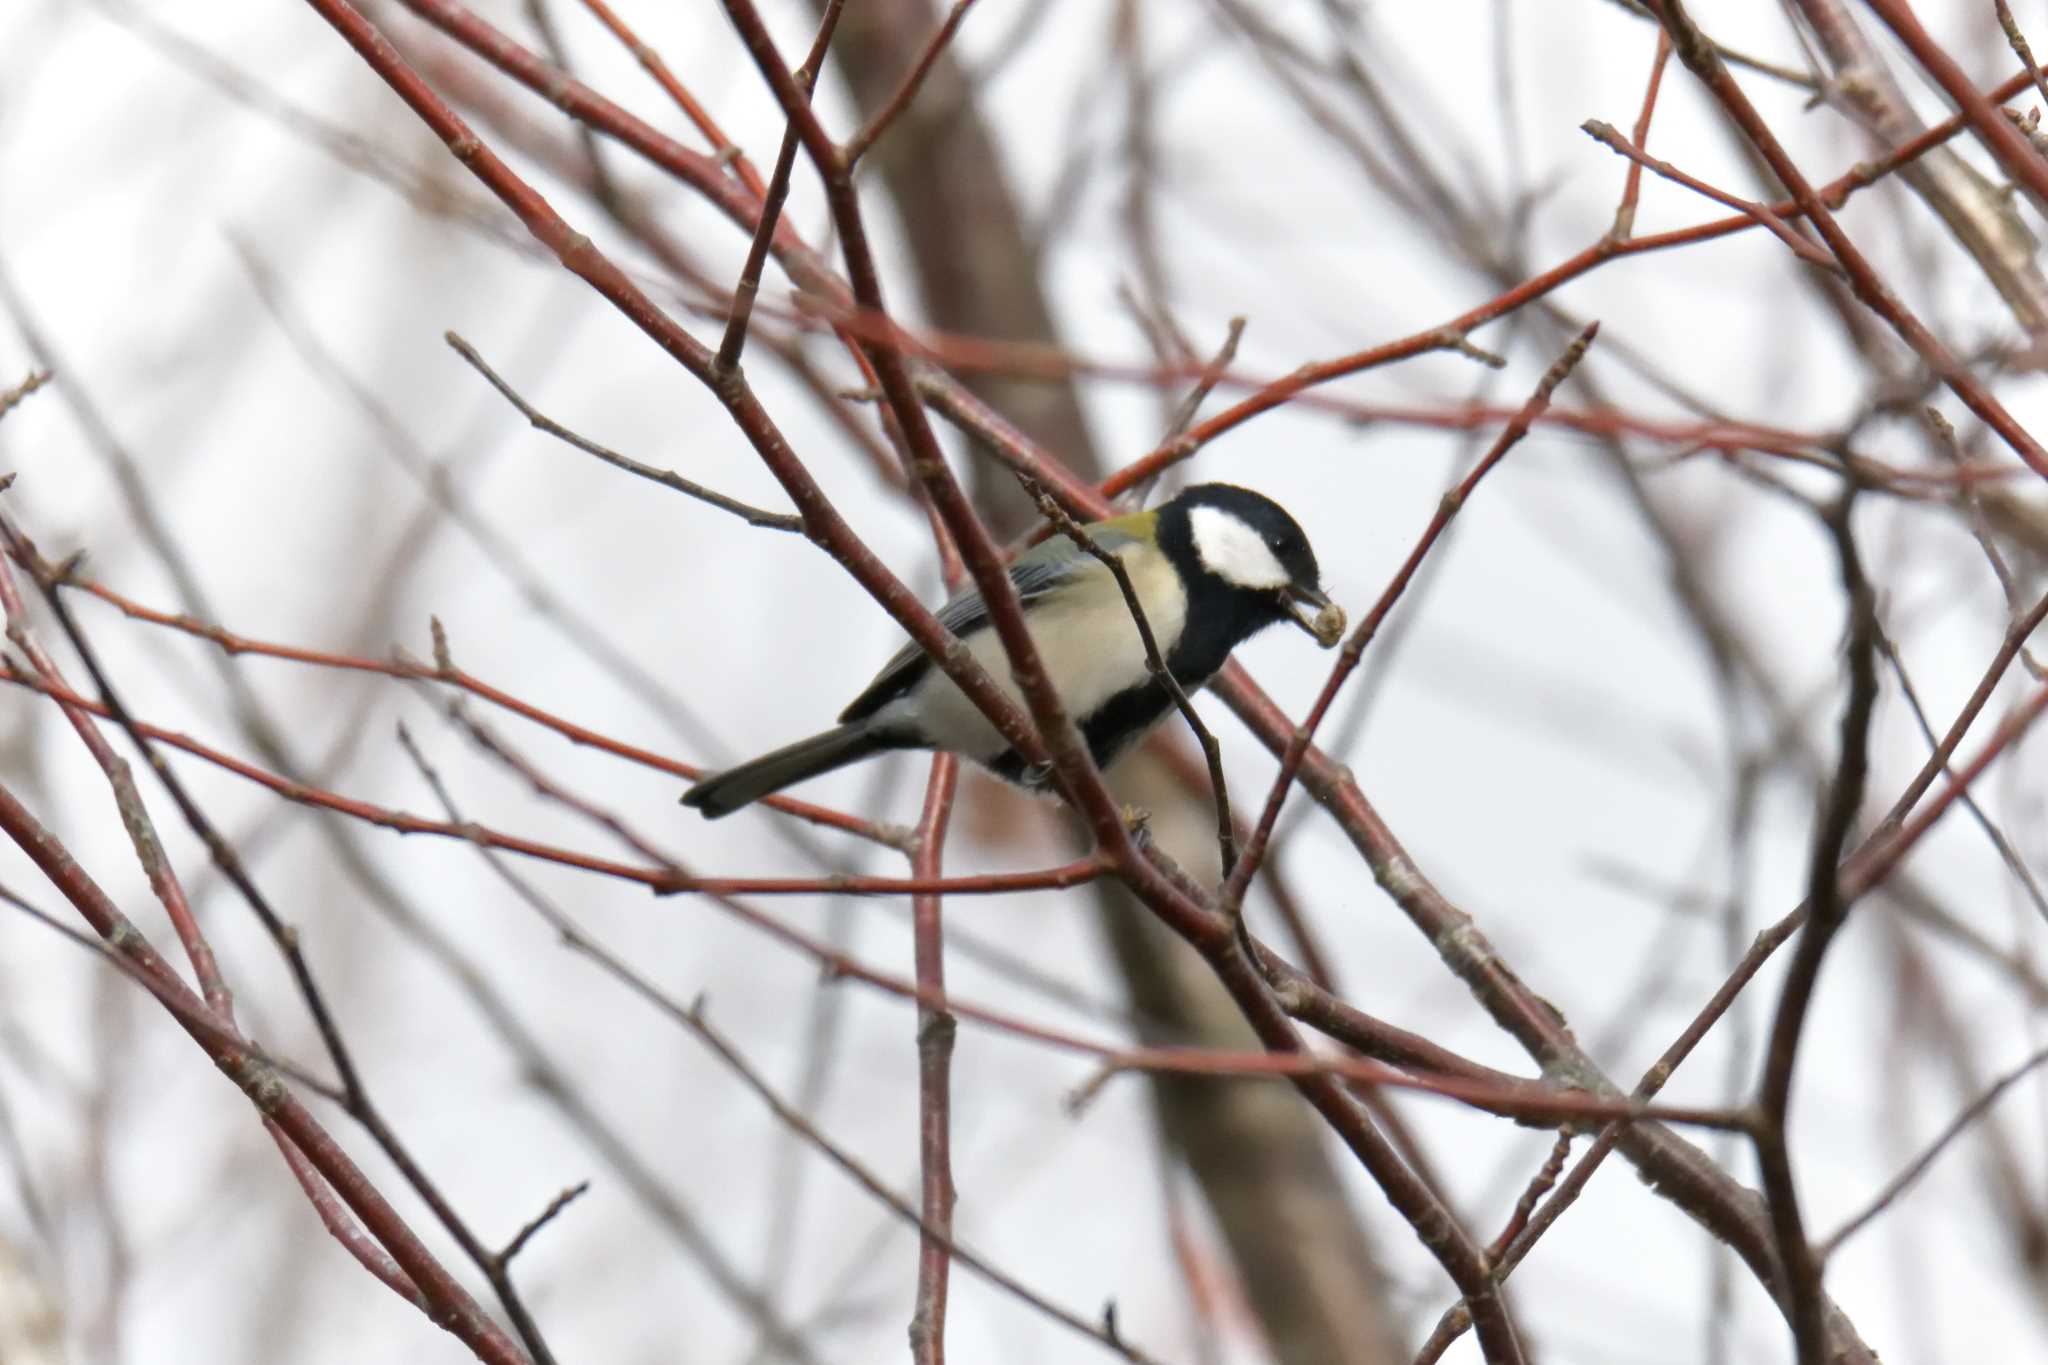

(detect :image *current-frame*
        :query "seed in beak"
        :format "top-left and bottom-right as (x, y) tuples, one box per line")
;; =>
(1285, 585), (1346, 648)
(1308, 601), (1346, 647)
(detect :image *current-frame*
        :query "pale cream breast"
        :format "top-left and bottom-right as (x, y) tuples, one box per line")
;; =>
(880, 540), (1190, 760)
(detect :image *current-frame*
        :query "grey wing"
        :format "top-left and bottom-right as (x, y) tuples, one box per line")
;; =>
(837, 528), (1135, 725)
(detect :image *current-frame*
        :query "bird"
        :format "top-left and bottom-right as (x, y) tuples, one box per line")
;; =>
(681, 482), (1342, 819)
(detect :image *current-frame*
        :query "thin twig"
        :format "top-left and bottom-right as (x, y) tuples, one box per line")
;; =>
(716, 0), (845, 371)
(0, 369), (49, 423)
(0, 637), (529, 1365)
(64, 573), (901, 845)
(8, 532), (558, 1342)
(574, 0), (767, 196)
(1486, 1133), (1573, 1261)
(1432, 588), (2048, 1349)
(318, 0), (1058, 785)
(494, 1181), (591, 1268)
(9, 519), (421, 1343)
(0, 881), (345, 1104)
(0, 661), (1102, 898)
(390, 0), (2016, 499)
(1995, 0), (2048, 111)
(1819, 1043), (2048, 1257)
(445, 331), (800, 530)
(1603, 0), (1821, 88)
(844, 0), (983, 166)
(402, 731), (1165, 1364)
(682, 997), (1168, 1364)
(1162, 317), (1244, 441)
(1877, 624), (2048, 923)
(1221, 323), (1598, 915)
(5, 520), (367, 1086)
(389, 725), (824, 1361)
(230, 239), (739, 762)
(1093, 65), (2041, 499)
(1583, 120), (1839, 271)
(1610, 31), (1672, 240)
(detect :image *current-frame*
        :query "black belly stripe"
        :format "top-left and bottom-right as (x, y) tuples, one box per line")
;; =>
(986, 675), (1187, 788)
(1082, 678), (1180, 770)
(973, 557), (1287, 789)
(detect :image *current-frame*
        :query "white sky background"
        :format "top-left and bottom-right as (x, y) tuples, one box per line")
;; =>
(2, 1), (2048, 1362)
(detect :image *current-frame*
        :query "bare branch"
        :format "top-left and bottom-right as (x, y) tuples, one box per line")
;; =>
(445, 332), (801, 530)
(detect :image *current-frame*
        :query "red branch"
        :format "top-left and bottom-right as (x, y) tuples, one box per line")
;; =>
(1863, 0), (2048, 212)
(0, 664), (1099, 899)
(68, 575), (899, 845)
(0, 765), (525, 1363)
(1646, 0), (2048, 479)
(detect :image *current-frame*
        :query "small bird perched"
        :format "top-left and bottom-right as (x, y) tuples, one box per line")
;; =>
(682, 483), (1343, 818)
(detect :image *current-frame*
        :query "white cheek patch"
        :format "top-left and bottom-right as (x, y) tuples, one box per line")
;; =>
(1188, 506), (1290, 589)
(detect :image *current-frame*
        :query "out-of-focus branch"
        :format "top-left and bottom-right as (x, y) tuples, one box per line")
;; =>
(4, 512), (577, 1364)
(32, 0), (2048, 1357)
(1603, 0), (1820, 88)
(1789, 0), (2048, 341)
(0, 568), (528, 1365)
(13, 633), (1663, 1125)
(1416, 564), (2048, 1355)
(1645, 0), (2048, 480)
(932, 377), (1883, 1355)
(1094, 62), (2040, 497)
(398, 732), (1169, 1365)
(379, 0), (2028, 503)
(1820, 1042), (2048, 1257)
(1856, 0), (2048, 229)
(1877, 623), (2048, 923)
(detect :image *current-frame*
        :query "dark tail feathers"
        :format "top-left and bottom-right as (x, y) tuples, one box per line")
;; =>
(681, 724), (895, 818)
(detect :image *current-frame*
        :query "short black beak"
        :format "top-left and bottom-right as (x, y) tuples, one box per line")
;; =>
(1283, 582), (1345, 647)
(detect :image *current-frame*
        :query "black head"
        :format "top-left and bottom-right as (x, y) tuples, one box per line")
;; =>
(1154, 484), (1338, 674)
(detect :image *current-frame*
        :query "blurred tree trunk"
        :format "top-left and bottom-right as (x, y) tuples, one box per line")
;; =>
(813, 5), (1405, 1360)
(820, 2), (1079, 538)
